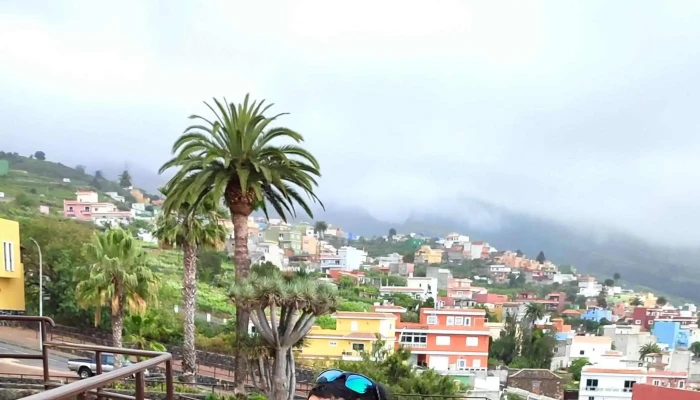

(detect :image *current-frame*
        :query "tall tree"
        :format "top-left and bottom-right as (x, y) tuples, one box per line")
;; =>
(159, 95), (323, 390)
(388, 228), (397, 240)
(525, 303), (545, 325)
(152, 192), (227, 383)
(119, 170), (133, 188)
(536, 251), (546, 264)
(314, 221), (328, 239)
(34, 151), (46, 160)
(74, 228), (159, 364)
(231, 269), (338, 400)
(613, 272), (621, 282)
(656, 296), (668, 306)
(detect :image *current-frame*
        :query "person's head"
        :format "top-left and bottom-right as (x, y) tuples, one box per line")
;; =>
(308, 370), (389, 400)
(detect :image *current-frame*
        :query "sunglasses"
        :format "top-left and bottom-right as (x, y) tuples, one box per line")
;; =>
(315, 369), (381, 400)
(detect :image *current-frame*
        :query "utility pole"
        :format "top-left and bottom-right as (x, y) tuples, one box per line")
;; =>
(29, 238), (43, 349)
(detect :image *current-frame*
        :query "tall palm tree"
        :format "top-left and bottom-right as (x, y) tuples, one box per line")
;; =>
(314, 221), (328, 239)
(630, 297), (644, 307)
(639, 343), (662, 360)
(524, 303), (545, 325)
(159, 95), (323, 389)
(152, 192), (227, 383)
(74, 228), (159, 364)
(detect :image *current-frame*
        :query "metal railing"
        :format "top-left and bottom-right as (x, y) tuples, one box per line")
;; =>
(0, 315), (174, 400)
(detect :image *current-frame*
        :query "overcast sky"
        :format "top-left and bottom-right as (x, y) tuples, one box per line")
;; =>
(2, 1), (700, 244)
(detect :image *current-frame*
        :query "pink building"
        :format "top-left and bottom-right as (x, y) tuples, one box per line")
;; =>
(64, 191), (133, 226)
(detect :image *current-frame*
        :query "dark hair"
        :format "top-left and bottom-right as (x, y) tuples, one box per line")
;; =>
(308, 379), (390, 400)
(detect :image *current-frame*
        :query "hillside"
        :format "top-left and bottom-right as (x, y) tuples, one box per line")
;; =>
(312, 201), (699, 303)
(0, 151), (154, 216)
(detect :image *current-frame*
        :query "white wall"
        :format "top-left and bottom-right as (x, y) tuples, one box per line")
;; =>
(579, 370), (645, 400)
(407, 277), (438, 302)
(570, 338), (612, 365)
(77, 192), (99, 203)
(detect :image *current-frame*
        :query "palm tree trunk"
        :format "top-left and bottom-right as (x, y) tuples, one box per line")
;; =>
(232, 212), (251, 392)
(112, 291), (125, 367)
(182, 242), (198, 384)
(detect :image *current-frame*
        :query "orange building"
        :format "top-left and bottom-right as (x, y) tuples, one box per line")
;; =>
(395, 307), (490, 371)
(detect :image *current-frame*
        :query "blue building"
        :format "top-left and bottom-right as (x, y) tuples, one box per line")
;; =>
(652, 320), (688, 349)
(581, 307), (613, 323)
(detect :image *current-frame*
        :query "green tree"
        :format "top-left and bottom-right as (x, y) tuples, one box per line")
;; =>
(124, 312), (170, 355)
(14, 193), (38, 208)
(231, 269), (338, 400)
(18, 216), (95, 325)
(525, 303), (545, 325)
(74, 228), (159, 364)
(630, 297), (644, 306)
(536, 251), (546, 264)
(690, 341), (700, 358)
(402, 252), (415, 263)
(152, 193), (227, 383)
(337, 340), (463, 396)
(604, 279), (615, 287)
(34, 151), (46, 160)
(388, 228), (397, 240)
(639, 343), (662, 360)
(656, 296), (668, 306)
(160, 95), (323, 389)
(568, 358), (591, 381)
(613, 272), (621, 282)
(314, 221), (328, 239)
(119, 170), (132, 188)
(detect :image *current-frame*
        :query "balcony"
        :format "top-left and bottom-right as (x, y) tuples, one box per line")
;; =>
(400, 342), (427, 348)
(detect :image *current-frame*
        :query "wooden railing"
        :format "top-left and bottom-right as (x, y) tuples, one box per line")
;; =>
(0, 315), (174, 400)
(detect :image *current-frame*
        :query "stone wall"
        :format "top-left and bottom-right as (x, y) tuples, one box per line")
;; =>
(0, 389), (41, 400)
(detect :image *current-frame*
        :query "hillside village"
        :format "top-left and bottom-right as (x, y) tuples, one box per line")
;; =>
(2, 154), (700, 400)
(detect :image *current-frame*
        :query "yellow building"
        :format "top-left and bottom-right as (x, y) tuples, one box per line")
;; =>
(0, 218), (25, 314)
(300, 312), (397, 361)
(302, 235), (318, 255)
(415, 245), (442, 264)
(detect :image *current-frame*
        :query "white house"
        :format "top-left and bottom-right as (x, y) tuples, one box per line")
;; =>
(570, 336), (613, 365)
(377, 253), (402, 267)
(105, 192), (126, 202)
(319, 246), (366, 273)
(488, 265), (511, 274)
(578, 279), (603, 297)
(579, 366), (645, 400)
(405, 276), (438, 302)
(256, 241), (284, 269)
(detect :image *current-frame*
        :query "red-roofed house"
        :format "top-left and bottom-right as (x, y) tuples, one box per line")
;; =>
(473, 293), (508, 309)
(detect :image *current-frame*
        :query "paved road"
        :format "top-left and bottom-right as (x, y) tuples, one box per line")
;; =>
(0, 340), (72, 373)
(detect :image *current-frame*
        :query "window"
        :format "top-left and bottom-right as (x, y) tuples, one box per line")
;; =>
(585, 379), (598, 391)
(68, 206), (74, 211)
(623, 381), (635, 392)
(456, 359), (466, 369)
(427, 316), (438, 325)
(455, 316), (464, 325)
(588, 397), (595, 400)
(436, 336), (451, 345)
(679, 381), (685, 389)
(84, 206), (89, 212)
(635, 320), (641, 324)
(352, 343), (365, 351)
(329, 341), (337, 347)
(580, 350), (585, 355)
(464, 317), (471, 326)
(653, 380), (660, 386)
(3, 242), (14, 272)
(466, 337), (479, 347)
(400, 332), (427, 344)
(446, 316), (455, 326)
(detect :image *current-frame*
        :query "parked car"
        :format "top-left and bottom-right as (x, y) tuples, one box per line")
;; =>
(67, 353), (149, 379)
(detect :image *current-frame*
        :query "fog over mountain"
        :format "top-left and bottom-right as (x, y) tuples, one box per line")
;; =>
(3, 1), (700, 248)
